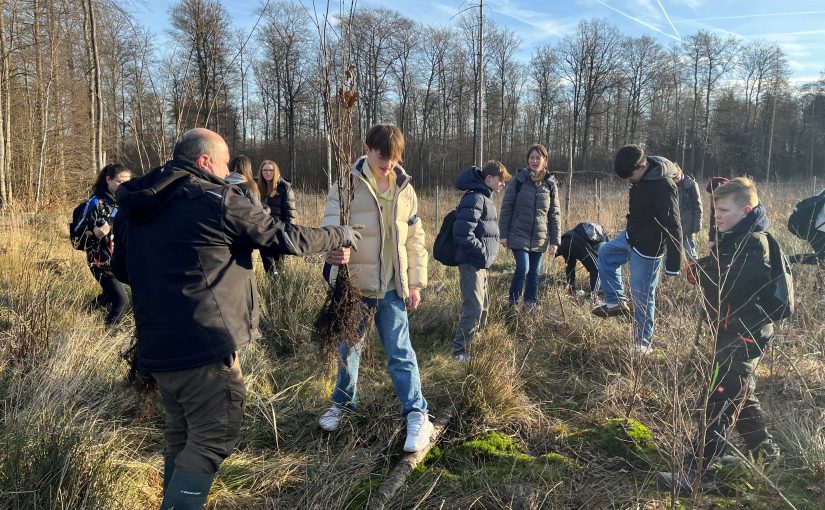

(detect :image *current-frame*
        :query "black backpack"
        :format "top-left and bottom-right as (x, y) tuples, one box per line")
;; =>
(433, 209), (460, 266)
(433, 191), (476, 267)
(787, 192), (825, 240)
(69, 199), (89, 250)
(760, 233), (795, 322)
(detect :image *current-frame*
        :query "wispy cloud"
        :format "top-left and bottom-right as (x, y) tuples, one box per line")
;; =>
(487, 0), (573, 39)
(690, 10), (825, 22)
(592, 0), (681, 41)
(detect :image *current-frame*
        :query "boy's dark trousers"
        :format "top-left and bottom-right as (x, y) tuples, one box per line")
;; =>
(691, 326), (773, 471)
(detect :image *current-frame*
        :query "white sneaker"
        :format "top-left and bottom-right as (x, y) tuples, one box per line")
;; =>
(631, 343), (653, 355)
(403, 411), (434, 453)
(319, 406), (344, 431)
(453, 353), (471, 362)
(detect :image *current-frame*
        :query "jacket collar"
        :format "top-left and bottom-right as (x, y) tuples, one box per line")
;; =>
(352, 156), (411, 190)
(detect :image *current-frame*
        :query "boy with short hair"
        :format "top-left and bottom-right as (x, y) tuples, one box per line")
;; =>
(451, 160), (511, 361)
(592, 144), (683, 352)
(659, 177), (780, 493)
(319, 124), (433, 453)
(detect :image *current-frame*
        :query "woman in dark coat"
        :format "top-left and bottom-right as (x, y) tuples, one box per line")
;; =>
(227, 155), (262, 207)
(499, 144), (562, 308)
(73, 163), (131, 326)
(256, 160), (296, 274)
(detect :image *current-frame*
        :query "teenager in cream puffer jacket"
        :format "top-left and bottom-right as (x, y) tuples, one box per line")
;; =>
(321, 156), (428, 300)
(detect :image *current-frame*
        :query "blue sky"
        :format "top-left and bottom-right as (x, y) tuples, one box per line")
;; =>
(133, 0), (825, 83)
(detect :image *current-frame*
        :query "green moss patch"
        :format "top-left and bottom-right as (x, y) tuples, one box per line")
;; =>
(566, 418), (666, 468)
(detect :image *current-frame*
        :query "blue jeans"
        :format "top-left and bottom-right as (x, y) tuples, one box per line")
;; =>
(509, 249), (544, 306)
(331, 290), (428, 418)
(683, 234), (698, 260)
(597, 231), (663, 347)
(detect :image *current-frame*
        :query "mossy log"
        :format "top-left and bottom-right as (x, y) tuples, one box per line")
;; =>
(367, 410), (453, 510)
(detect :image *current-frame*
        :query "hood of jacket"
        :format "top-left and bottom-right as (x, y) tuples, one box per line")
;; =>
(352, 156), (412, 190)
(728, 204), (770, 234)
(455, 166), (492, 197)
(641, 155), (678, 182)
(226, 172), (247, 186)
(116, 159), (220, 223)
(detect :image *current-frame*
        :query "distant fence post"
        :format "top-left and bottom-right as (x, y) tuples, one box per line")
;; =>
(435, 185), (440, 223)
(595, 179), (601, 225)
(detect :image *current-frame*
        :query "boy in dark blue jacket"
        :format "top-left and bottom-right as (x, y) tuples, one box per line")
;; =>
(451, 161), (511, 360)
(593, 145), (683, 353)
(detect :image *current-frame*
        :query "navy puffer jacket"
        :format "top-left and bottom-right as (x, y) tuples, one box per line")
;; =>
(452, 167), (500, 269)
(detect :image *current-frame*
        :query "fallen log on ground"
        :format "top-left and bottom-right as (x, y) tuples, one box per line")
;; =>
(368, 409), (453, 510)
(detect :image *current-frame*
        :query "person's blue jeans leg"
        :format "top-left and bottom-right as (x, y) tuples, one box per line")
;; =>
(330, 296), (376, 410)
(597, 232), (632, 306)
(683, 234), (698, 260)
(628, 250), (663, 347)
(509, 249), (528, 305)
(523, 251), (545, 306)
(331, 291), (427, 418)
(375, 290), (428, 417)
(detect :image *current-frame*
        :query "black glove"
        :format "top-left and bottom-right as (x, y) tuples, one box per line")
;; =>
(333, 225), (363, 251)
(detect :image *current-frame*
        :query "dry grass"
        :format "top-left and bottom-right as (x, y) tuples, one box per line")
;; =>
(0, 182), (823, 509)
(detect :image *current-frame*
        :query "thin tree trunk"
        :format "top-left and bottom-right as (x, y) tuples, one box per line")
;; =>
(0, 9), (7, 208)
(87, 0), (103, 168)
(81, 0), (97, 173)
(765, 93), (777, 182)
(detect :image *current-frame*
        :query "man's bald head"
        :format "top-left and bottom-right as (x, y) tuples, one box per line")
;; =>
(173, 128), (230, 178)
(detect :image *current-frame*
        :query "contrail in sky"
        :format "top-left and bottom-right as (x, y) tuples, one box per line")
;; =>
(655, 0), (681, 41)
(593, 0), (681, 41)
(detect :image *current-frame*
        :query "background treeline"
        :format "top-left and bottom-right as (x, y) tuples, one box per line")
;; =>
(0, 0), (823, 211)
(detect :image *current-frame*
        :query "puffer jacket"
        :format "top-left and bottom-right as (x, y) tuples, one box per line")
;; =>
(112, 158), (350, 372)
(265, 179), (297, 224)
(499, 168), (561, 252)
(321, 156), (427, 299)
(678, 173), (703, 235)
(452, 166), (500, 269)
(694, 204), (773, 339)
(626, 155), (683, 274)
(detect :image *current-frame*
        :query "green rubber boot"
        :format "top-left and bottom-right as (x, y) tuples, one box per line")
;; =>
(159, 470), (215, 510)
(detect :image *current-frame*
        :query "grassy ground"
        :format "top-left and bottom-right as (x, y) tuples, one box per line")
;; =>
(0, 182), (823, 509)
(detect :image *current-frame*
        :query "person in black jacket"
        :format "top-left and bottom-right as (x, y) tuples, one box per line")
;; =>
(556, 222), (608, 294)
(111, 128), (360, 509)
(256, 159), (297, 274)
(658, 177), (780, 493)
(73, 163), (131, 326)
(451, 161), (511, 361)
(592, 145), (683, 353)
(226, 155), (262, 208)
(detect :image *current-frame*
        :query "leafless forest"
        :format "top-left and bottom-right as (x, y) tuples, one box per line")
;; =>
(0, 0), (823, 213)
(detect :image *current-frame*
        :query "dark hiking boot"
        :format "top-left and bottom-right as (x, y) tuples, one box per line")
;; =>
(159, 470), (216, 510)
(656, 469), (716, 494)
(719, 440), (781, 467)
(591, 302), (632, 318)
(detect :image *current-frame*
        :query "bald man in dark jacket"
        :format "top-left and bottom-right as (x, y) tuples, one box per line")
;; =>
(112, 128), (359, 509)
